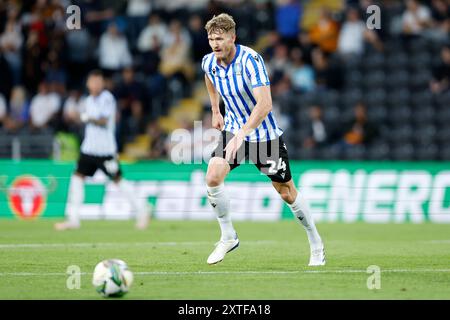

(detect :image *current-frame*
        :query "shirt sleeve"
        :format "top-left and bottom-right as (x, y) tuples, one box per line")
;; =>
(245, 53), (270, 88)
(201, 54), (210, 74)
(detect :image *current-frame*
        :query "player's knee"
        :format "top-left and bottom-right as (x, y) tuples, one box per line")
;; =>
(206, 158), (228, 187)
(206, 170), (224, 187)
(278, 189), (295, 204)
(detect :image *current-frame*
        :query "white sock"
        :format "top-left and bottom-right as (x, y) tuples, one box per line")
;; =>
(207, 183), (236, 241)
(117, 179), (143, 221)
(288, 192), (323, 251)
(66, 175), (84, 226)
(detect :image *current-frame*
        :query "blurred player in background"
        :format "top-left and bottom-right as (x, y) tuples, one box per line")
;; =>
(54, 70), (150, 231)
(202, 14), (325, 266)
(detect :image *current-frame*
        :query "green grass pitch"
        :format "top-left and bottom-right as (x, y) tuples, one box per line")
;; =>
(0, 219), (449, 299)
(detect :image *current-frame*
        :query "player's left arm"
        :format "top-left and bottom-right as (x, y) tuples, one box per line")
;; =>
(81, 94), (115, 127)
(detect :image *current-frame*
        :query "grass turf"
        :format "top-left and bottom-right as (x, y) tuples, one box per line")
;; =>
(0, 219), (449, 299)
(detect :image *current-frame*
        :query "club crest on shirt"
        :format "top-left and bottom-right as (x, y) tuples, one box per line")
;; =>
(234, 62), (242, 75)
(211, 66), (217, 76)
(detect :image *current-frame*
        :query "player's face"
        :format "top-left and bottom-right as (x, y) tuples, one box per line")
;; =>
(87, 75), (104, 95)
(208, 30), (236, 62)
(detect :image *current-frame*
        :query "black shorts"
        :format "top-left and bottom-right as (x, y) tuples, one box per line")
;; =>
(76, 153), (122, 179)
(211, 131), (292, 183)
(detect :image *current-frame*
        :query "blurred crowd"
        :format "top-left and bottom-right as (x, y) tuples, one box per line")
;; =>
(0, 0), (449, 160)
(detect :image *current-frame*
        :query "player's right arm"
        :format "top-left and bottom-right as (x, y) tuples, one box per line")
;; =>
(204, 74), (224, 131)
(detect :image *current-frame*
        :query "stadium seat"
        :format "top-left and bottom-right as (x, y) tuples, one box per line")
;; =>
(391, 143), (414, 160)
(385, 52), (408, 69)
(411, 90), (433, 107)
(414, 144), (438, 160)
(363, 70), (386, 90)
(365, 88), (386, 107)
(387, 89), (410, 107)
(18, 130), (55, 159)
(342, 145), (366, 160)
(385, 71), (409, 90)
(322, 106), (340, 123)
(367, 105), (387, 123)
(411, 106), (435, 126)
(367, 142), (390, 160)
(408, 71), (432, 90)
(363, 52), (385, 71)
(413, 125), (437, 146)
(0, 130), (14, 159)
(388, 105), (412, 125)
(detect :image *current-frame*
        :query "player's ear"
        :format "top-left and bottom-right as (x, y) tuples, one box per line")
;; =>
(231, 32), (236, 42)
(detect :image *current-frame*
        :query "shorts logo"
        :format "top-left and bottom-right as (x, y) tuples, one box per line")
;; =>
(2, 175), (57, 220)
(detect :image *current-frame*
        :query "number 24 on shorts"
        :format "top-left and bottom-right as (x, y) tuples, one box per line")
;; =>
(267, 158), (286, 174)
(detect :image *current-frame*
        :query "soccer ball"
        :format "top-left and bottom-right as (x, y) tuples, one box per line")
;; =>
(92, 259), (133, 298)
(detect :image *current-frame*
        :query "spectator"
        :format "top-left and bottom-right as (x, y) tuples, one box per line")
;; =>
(303, 105), (333, 149)
(309, 7), (340, 53)
(402, 0), (432, 37)
(29, 82), (61, 130)
(296, 31), (313, 65)
(0, 93), (6, 128)
(429, 0), (450, 42)
(337, 7), (367, 56)
(339, 102), (378, 147)
(126, 0), (153, 47)
(312, 48), (343, 90)
(430, 43), (450, 93)
(137, 14), (167, 54)
(275, 0), (303, 47)
(162, 19), (192, 49)
(159, 20), (195, 88)
(76, 0), (115, 38)
(22, 30), (45, 93)
(123, 100), (147, 142)
(115, 66), (146, 120)
(267, 43), (291, 85)
(44, 50), (67, 95)
(0, 7), (23, 85)
(0, 49), (13, 99)
(146, 120), (168, 159)
(288, 47), (315, 93)
(3, 86), (29, 133)
(136, 13), (166, 75)
(65, 28), (93, 89)
(188, 14), (210, 63)
(98, 22), (133, 76)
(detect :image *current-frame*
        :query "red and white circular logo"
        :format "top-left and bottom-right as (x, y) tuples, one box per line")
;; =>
(8, 176), (46, 219)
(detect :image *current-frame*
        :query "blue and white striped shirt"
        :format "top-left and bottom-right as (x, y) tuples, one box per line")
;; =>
(202, 44), (283, 142)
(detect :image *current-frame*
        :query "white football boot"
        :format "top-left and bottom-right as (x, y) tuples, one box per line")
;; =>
(207, 235), (240, 265)
(54, 221), (80, 231)
(135, 203), (152, 230)
(308, 245), (326, 266)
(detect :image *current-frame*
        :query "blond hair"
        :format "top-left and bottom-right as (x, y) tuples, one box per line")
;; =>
(205, 13), (236, 34)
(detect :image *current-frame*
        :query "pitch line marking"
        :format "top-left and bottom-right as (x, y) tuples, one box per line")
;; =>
(0, 240), (277, 249)
(1, 239), (449, 249)
(0, 269), (449, 277)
